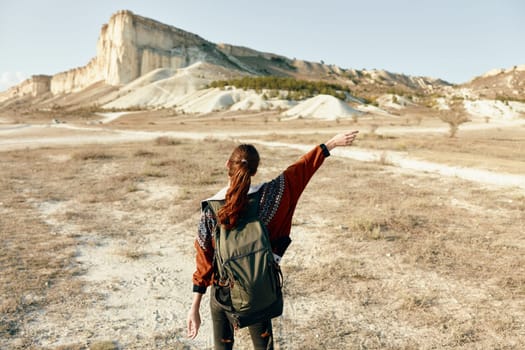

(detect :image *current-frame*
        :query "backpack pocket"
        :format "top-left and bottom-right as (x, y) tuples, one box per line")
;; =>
(225, 246), (279, 313)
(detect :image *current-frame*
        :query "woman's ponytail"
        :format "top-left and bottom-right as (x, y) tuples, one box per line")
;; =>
(218, 144), (259, 230)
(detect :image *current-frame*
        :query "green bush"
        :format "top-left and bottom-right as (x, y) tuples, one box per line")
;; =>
(210, 76), (352, 101)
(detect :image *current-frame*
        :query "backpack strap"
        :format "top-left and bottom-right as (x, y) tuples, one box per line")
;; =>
(206, 199), (224, 220)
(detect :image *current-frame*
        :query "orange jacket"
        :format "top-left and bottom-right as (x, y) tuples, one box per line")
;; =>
(192, 144), (330, 293)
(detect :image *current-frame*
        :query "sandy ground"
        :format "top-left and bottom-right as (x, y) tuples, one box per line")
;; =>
(31, 196), (213, 349)
(1, 113), (524, 349)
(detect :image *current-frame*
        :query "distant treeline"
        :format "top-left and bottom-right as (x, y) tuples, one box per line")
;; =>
(209, 76), (351, 100)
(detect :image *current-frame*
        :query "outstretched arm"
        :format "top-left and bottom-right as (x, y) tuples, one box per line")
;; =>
(324, 130), (359, 151)
(263, 130), (359, 255)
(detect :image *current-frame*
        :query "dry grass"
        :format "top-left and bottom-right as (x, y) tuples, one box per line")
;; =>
(362, 127), (523, 161)
(0, 159), (86, 349)
(154, 136), (183, 146)
(0, 119), (524, 349)
(259, 126), (525, 174)
(72, 150), (115, 161)
(0, 138), (234, 349)
(117, 246), (148, 261)
(50, 340), (119, 350)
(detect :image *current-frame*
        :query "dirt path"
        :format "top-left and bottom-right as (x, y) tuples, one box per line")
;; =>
(30, 198), (214, 349)
(376, 118), (525, 135)
(1, 121), (524, 192)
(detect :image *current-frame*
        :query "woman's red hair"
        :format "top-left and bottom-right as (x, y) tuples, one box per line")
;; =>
(218, 144), (259, 230)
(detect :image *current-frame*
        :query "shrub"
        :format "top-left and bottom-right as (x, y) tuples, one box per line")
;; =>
(209, 76), (352, 101)
(134, 150), (158, 157)
(73, 151), (114, 161)
(154, 136), (181, 146)
(439, 100), (471, 137)
(90, 340), (119, 350)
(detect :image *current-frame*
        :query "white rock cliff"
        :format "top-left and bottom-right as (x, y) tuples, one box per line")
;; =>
(3, 10), (238, 100)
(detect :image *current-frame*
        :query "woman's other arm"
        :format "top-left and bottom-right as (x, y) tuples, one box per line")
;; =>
(187, 292), (203, 339)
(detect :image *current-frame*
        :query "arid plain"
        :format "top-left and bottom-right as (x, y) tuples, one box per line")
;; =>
(1, 108), (524, 349)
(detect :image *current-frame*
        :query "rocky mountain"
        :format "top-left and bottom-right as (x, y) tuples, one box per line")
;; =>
(461, 65), (525, 100)
(0, 10), (523, 114)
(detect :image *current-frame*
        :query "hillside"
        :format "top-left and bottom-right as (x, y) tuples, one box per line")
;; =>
(462, 64), (525, 100)
(0, 10), (451, 111)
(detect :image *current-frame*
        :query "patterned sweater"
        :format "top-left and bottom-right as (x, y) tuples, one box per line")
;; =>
(192, 144), (330, 293)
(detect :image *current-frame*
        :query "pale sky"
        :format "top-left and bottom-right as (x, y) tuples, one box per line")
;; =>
(0, 0), (524, 91)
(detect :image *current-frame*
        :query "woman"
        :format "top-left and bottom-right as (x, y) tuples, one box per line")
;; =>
(187, 131), (359, 349)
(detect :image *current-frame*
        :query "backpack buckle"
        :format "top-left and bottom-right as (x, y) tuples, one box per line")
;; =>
(218, 277), (230, 287)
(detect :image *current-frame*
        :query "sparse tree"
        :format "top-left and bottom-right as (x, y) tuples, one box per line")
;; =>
(439, 100), (470, 138)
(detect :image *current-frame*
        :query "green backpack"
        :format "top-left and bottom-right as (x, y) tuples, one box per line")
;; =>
(207, 191), (283, 329)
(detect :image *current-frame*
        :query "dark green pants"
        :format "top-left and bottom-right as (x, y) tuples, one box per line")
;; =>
(210, 286), (274, 350)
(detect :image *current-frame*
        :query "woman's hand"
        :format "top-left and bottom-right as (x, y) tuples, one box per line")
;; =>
(187, 292), (203, 339)
(187, 307), (201, 339)
(325, 130), (359, 151)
